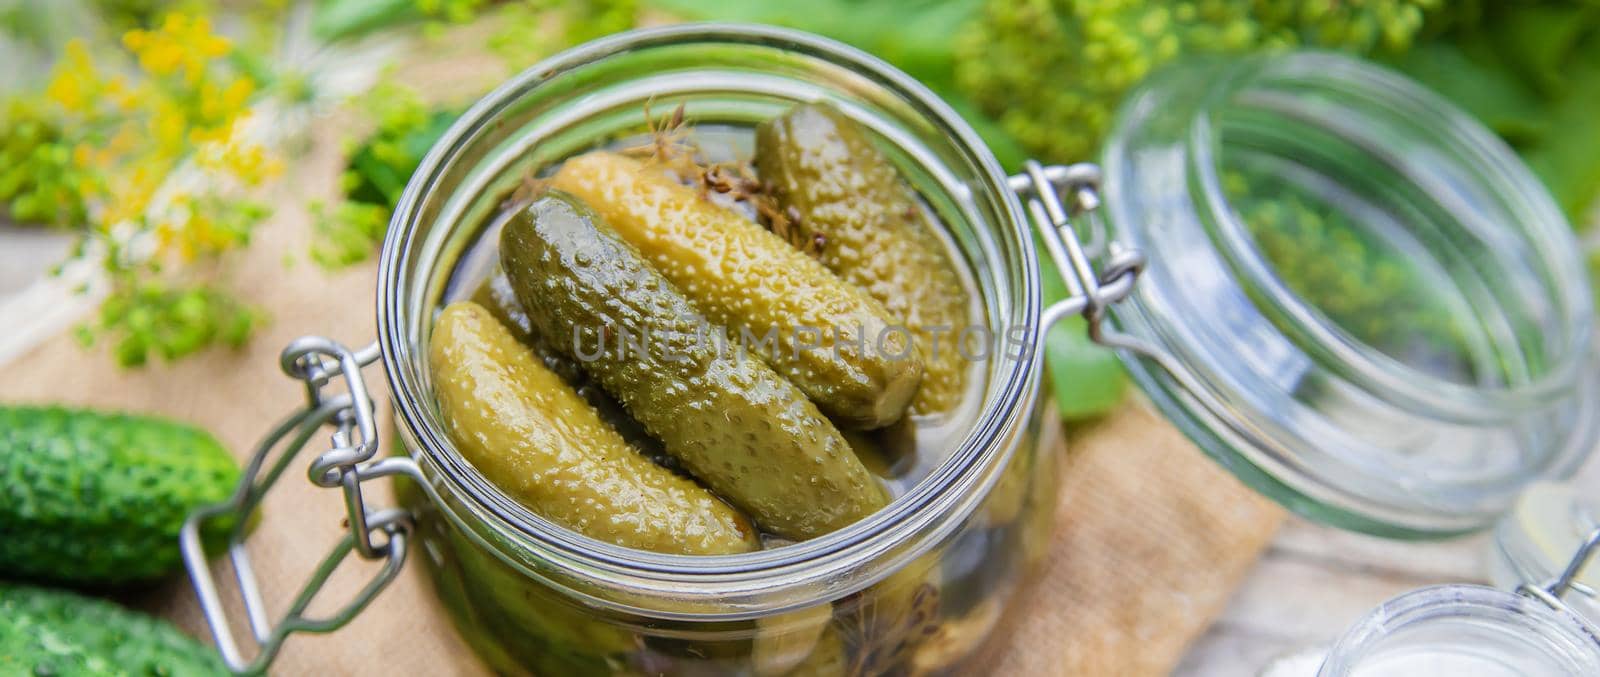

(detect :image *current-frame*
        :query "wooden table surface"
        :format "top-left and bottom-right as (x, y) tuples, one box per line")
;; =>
(4, 228), (1595, 676)
(1178, 517), (1490, 675)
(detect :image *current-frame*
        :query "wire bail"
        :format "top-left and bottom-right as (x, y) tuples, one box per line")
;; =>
(180, 338), (422, 675)
(1010, 161), (1146, 331)
(1517, 526), (1600, 635)
(1010, 161), (1193, 365)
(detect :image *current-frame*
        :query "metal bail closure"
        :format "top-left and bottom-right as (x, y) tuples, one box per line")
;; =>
(1008, 161), (1142, 331)
(1008, 160), (1202, 388)
(180, 337), (424, 675)
(1518, 525), (1600, 636)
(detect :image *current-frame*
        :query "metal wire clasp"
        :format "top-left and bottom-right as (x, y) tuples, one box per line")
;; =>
(1008, 160), (1228, 408)
(1009, 162), (1156, 345)
(180, 337), (423, 675)
(1517, 526), (1600, 635)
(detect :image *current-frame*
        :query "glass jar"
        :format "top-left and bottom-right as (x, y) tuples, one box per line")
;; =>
(1492, 483), (1600, 624)
(376, 24), (1059, 677)
(1098, 52), (1598, 538)
(1311, 495), (1600, 676)
(1316, 584), (1600, 676)
(179, 24), (1596, 677)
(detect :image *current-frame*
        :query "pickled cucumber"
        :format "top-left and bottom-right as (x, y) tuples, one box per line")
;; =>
(500, 193), (889, 540)
(785, 626), (848, 677)
(470, 268), (584, 385)
(752, 603), (833, 677)
(428, 301), (758, 554)
(757, 104), (973, 414)
(470, 269), (672, 469)
(550, 151), (922, 429)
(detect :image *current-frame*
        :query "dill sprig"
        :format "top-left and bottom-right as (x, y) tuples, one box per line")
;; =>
(2, 12), (279, 367)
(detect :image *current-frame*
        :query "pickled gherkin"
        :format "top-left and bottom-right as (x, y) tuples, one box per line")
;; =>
(757, 104), (973, 414)
(752, 603), (833, 677)
(783, 627), (848, 677)
(550, 151), (922, 429)
(428, 301), (759, 555)
(500, 192), (889, 541)
(470, 269), (671, 466)
(470, 267), (584, 385)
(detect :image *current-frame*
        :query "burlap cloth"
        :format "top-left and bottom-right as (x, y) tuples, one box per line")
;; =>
(0, 48), (1285, 676)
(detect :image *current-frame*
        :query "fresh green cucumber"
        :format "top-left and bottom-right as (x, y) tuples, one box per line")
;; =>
(0, 583), (226, 676)
(0, 405), (240, 586)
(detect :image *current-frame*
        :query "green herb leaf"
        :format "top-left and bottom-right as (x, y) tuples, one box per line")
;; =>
(1044, 315), (1128, 420)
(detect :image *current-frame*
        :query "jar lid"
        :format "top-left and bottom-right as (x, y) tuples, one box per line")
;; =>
(1084, 52), (1599, 537)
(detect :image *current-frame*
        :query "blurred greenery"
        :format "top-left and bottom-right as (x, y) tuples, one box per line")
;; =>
(1388, 1), (1600, 221)
(311, 81), (457, 267)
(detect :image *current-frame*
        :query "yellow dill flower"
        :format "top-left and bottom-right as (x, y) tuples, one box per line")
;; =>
(44, 41), (97, 112)
(188, 127), (224, 147)
(151, 104), (188, 154)
(223, 138), (281, 184)
(220, 78), (254, 112)
(195, 78), (255, 127)
(153, 218), (180, 254)
(124, 13), (233, 84)
(10, 9), (279, 366)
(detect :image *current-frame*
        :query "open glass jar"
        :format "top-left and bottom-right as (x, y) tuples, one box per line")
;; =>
(1099, 52), (1598, 538)
(1318, 527), (1600, 676)
(180, 23), (1597, 677)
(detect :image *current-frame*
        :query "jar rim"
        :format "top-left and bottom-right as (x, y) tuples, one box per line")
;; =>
(1317, 584), (1600, 676)
(376, 23), (1041, 601)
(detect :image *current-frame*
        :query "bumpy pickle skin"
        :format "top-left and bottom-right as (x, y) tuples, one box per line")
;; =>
(428, 302), (758, 555)
(756, 104), (973, 415)
(550, 151), (922, 429)
(470, 267), (586, 384)
(470, 269), (674, 465)
(500, 193), (889, 541)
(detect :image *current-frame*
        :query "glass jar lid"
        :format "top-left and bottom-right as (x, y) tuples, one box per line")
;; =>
(1090, 51), (1599, 538)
